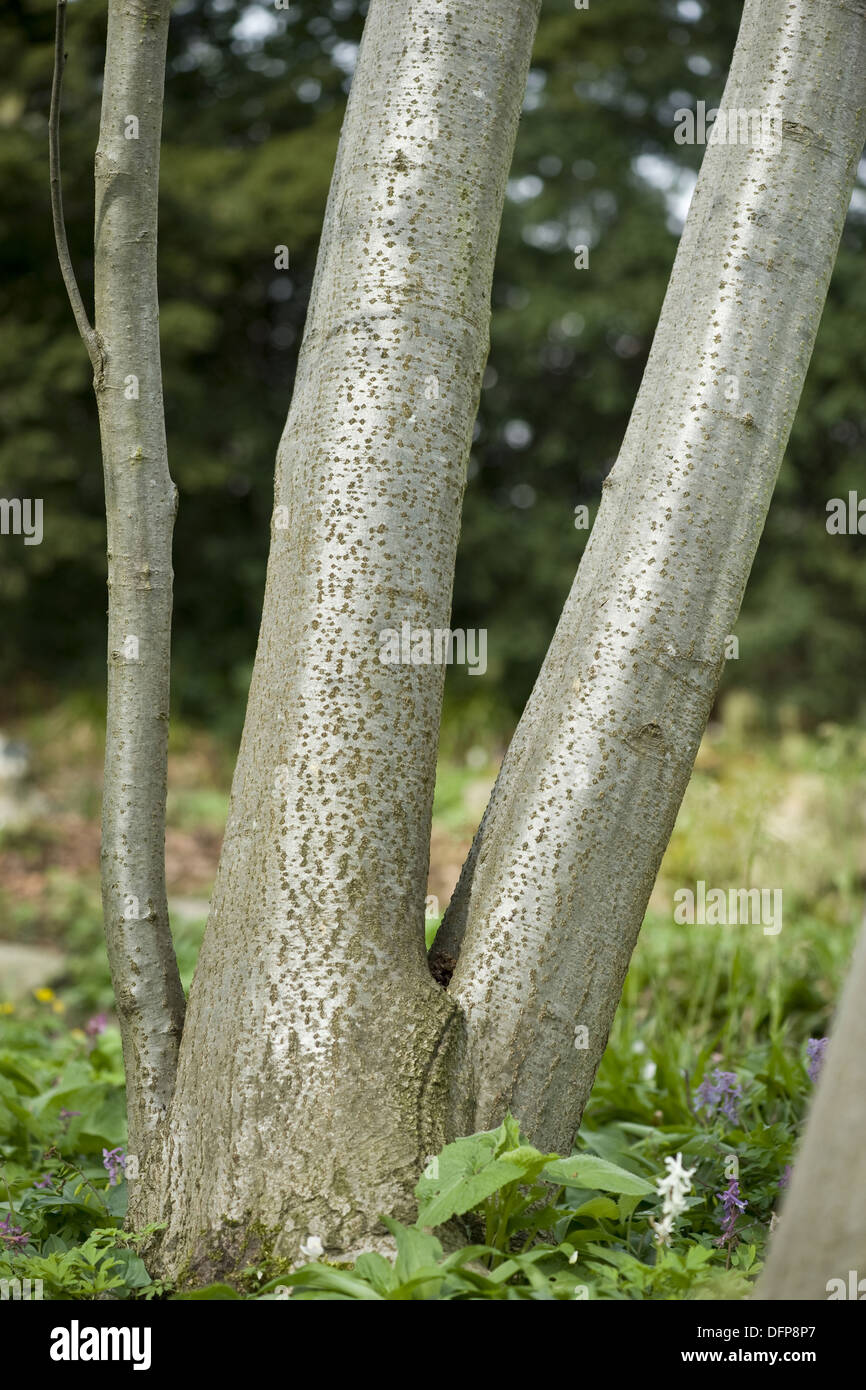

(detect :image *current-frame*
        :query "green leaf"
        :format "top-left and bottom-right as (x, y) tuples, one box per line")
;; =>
(438, 1243), (498, 1272)
(172, 1282), (241, 1300)
(29, 1192), (109, 1222)
(380, 1215), (442, 1286)
(386, 1265), (447, 1298)
(103, 1181), (128, 1219)
(498, 1144), (559, 1181)
(108, 1248), (152, 1288)
(685, 1244), (715, 1269)
(415, 1133), (529, 1226)
(0, 1052), (41, 1094)
(286, 1264), (383, 1300)
(618, 1193), (643, 1221)
(80, 1093), (128, 1149)
(512, 1200), (564, 1241)
(0, 1075), (46, 1137)
(495, 1113), (523, 1154)
(569, 1196), (620, 1221)
(542, 1154), (654, 1196)
(733, 1244), (757, 1273)
(353, 1251), (398, 1295)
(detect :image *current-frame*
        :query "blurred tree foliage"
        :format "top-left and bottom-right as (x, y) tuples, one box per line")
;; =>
(1, 0), (865, 739)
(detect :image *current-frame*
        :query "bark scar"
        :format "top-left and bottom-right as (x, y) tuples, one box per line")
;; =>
(781, 120), (832, 155)
(626, 720), (666, 758)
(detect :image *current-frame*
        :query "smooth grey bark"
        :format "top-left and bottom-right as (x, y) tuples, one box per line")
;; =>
(434, 0), (866, 1153)
(135, 0), (540, 1277)
(755, 920), (866, 1300)
(94, 0), (185, 1162)
(51, 0), (185, 1162)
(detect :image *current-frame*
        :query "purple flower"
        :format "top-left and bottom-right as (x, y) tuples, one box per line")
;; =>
(85, 1013), (107, 1037)
(0, 1215), (29, 1249)
(58, 1108), (81, 1133)
(696, 1069), (743, 1125)
(102, 1146), (126, 1185)
(806, 1036), (828, 1084)
(714, 1178), (747, 1248)
(33, 1174), (54, 1190)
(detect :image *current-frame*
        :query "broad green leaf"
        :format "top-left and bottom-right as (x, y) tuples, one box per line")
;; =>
(380, 1215), (442, 1289)
(0, 1052), (41, 1094)
(617, 1193), (643, 1222)
(353, 1251), (398, 1295)
(542, 1154), (654, 1196)
(417, 1156), (525, 1227)
(0, 1075), (45, 1137)
(498, 1144), (559, 1182)
(173, 1282), (241, 1299)
(569, 1196), (620, 1221)
(287, 1263), (383, 1300)
(487, 1248), (552, 1285)
(388, 1265), (448, 1298)
(41, 1234), (68, 1255)
(29, 1192), (109, 1221)
(30, 1081), (107, 1117)
(107, 1248), (152, 1288)
(415, 1132), (526, 1226)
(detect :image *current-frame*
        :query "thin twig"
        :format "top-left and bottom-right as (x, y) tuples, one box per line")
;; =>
(49, 0), (102, 374)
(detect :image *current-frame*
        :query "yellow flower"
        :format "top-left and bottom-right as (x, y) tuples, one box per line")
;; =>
(34, 987), (55, 1003)
(51, 1000), (66, 1014)
(0, 1002), (14, 1015)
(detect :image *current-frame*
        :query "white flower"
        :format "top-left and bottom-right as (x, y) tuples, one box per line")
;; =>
(642, 1060), (657, 1083)
(568, 1250), (579, 1264)
(648, 1213), (676, 1247)
(657, 1152), (696, 1202)
(651, 1152), (696, 1247)
(300, 1234), (324, 1261)
(631, 1040), (647, 1055)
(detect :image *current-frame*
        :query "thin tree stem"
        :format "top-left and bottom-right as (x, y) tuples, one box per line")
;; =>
(49, 0), (101, 375)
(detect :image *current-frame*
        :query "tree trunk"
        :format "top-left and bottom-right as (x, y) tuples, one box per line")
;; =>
(134, 0), (541, 1279)
(51, 0), (185, 1164)
(755, 919), (866, 1300)
(93, 0), (185, 1165)
(433, 0), (866, 1152)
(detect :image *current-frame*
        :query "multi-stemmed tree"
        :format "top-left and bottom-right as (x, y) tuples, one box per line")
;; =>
(53, 0), (866, 1292)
